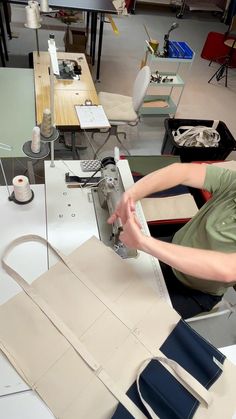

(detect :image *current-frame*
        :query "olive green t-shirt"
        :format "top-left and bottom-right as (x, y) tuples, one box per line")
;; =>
(172, 165), (236, 295)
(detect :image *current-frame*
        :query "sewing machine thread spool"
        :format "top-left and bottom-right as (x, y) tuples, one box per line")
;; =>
(31, 126), (41, 153)
(28, 1), (41, 23)
(9, 176), (34, 205)
(25, 4), (39, 28)
(40, 109), (53, 138)
(40, 0), (50, 12)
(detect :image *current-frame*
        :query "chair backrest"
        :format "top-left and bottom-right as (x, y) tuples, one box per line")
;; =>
(132, 65), (151, 112)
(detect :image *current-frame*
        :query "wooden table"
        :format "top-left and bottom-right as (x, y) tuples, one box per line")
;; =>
(8, 0), (117, 80)
(33, 51), (99, 128)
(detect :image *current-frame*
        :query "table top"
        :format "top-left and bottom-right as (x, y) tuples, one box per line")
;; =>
(33, 51), (99, 127)
(0, 68), (36, 158)
(10, 0), (117, 13)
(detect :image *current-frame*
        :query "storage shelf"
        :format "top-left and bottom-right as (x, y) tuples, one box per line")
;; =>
(141, 95), (177, 115)
(150, 72), (184, 87)
(144, 47), (194, 116)
(148, 54), (194, 63)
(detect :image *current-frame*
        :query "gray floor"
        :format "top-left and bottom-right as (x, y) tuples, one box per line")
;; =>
(2, 4), (236, 347)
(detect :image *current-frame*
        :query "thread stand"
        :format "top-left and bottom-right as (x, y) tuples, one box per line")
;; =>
(39, 127), (59, 168)
(22, 140), (50, 159)
(8, 190), (34, 205)
(24, 24), (41, 56)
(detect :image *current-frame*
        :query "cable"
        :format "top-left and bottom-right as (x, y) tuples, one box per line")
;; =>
(83, 129), (97, 156)
(81, 166), (102, 188)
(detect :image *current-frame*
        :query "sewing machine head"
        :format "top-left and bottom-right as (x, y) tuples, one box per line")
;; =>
(91, 157), (137, 259)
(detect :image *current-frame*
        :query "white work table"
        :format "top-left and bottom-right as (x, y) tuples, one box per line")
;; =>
(0, 160), (234, 418)
(0, 184), (52, 418)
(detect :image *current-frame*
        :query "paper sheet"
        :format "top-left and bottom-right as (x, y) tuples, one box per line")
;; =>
(75, 105), (110, 129)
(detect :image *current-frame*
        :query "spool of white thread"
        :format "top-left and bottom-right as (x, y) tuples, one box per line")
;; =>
(12, 176), (33, 203)
(31, 126), (41, 153)
(25, 5), (39, 28)
(40, 0), (49, 12)
(28, 1), (41, 23)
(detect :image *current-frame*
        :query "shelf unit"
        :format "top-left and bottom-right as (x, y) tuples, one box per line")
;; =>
(141, 50), (195, 117)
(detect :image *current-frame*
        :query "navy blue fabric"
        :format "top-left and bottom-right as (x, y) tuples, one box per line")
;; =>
(112, 320), (225, 419)
(160, 319), (225, 389)
(112, 360), (197, 419)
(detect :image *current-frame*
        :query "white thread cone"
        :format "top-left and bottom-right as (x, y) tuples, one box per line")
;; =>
(28, 1), (41, 23)
(31, 126), (41, 153)
(40, 109), (53, 138)
(12, 175), (32, 203)
(40, 0), (50, 12)
(25, 5), (39, 28)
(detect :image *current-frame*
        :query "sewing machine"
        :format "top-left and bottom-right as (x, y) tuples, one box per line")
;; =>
(44, 159), (170, 302)
(91, 156), (138, 258)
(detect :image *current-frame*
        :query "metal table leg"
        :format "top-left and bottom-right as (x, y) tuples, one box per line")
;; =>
(0, 5), (8, 60)
(3, 0), (11, 39)
(96, 12), (104, 81)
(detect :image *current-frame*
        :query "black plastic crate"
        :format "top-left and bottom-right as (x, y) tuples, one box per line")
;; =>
(161, 118), (236, 162)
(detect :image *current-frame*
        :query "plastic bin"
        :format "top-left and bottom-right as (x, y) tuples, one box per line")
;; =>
(161, 118), (236, 162)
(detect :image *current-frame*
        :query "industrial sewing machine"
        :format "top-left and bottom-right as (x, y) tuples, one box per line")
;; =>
(65, 157), (137, 259)
(44, 159), (170, 301)
(91, 157), (138, 259)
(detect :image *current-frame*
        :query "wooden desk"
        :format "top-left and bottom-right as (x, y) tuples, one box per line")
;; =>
(0, 68), (35, 158)
(9, 0), (117, 80)
(33, 51), (99, 128)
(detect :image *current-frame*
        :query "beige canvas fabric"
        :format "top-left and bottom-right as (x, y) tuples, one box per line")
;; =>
(0, 235), (236, 419)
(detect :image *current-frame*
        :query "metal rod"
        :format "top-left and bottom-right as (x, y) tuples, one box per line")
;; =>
(0, 158), (11, 197)
(35, 28), (40, 56)
(50, 142), (55, 168)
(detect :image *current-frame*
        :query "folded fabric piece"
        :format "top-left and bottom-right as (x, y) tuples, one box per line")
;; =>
(112, 319), (226, 419)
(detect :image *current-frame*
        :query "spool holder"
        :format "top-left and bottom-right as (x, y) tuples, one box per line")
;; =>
(24, 24), (41, 56)
(39, 126), (60, 168)
(8, 189), (34, 205)
(22, 140), (50, 159)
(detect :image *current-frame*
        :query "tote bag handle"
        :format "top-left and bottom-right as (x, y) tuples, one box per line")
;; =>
(136, 355), (213, 419)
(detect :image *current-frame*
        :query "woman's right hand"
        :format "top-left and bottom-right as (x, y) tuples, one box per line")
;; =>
(107, 191), (136, 226)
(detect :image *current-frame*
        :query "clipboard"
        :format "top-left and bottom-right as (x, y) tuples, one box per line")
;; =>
(75, 105), (111, 129)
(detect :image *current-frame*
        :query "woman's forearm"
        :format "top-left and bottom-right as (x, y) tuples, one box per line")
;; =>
(139, 235), (236, 283)
(127, 163), (207, 202)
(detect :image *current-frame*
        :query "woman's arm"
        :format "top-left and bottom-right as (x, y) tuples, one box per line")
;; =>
(108, 163), (207, 225)
(120, 214), (236, 284)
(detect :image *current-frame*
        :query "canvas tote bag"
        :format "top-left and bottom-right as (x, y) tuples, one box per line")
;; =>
(0, 234), (235, 419)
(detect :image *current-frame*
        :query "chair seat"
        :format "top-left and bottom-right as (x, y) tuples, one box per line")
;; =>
(98, 91), (138, 122)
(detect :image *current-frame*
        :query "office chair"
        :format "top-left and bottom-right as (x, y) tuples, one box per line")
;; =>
(208, 15), (236, 87)
(92, 65), (151, 158)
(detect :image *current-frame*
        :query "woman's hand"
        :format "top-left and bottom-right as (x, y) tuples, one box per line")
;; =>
(107, 191), (136, 226)
(119, 209), (144, 250)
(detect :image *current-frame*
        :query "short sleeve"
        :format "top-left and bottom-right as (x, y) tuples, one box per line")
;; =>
(203, 165), (236, 195)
